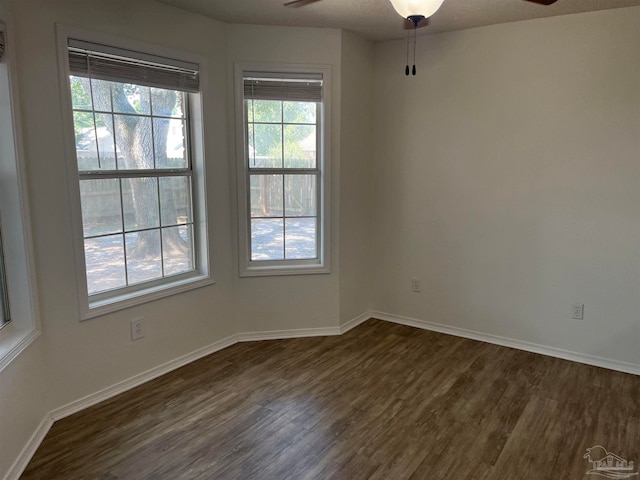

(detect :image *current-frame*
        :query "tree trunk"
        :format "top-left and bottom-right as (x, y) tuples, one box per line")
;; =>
(79, 79), (188, 260)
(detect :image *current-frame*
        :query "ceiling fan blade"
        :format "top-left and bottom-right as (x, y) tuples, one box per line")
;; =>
(403, 17), (430, 29)
(523, 0), (558, 4)
(284, 0), (322, 7)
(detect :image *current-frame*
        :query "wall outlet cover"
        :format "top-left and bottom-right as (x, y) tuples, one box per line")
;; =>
(572, 304), (584, 320)
(130, 317), (144, 341)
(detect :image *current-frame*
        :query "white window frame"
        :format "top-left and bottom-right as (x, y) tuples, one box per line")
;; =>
(0, 17), (40, 371)
(56, 25), (212, 320)
(234, 63), (331, 277)
(0, 225), (9, 327)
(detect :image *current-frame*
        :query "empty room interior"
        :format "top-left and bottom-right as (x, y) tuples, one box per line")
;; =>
(1, 0), (639, 478)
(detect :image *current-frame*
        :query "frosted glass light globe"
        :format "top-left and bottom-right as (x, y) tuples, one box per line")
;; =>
(388, 0), (445, 19)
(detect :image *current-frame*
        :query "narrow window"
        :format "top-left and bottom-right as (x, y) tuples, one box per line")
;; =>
(1, 17), (39, 368)
(236, 66), (330, 276)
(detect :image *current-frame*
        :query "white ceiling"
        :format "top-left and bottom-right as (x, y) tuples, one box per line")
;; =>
(157, 0), (640, 42)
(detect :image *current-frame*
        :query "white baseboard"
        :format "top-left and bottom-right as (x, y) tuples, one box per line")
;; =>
(237, 312), (372, 342)
(340, 311), (371, 334)
(50, 334), (239, 422)
(3, 415), (53, 480)
(237, 326), (341, 342)
(371, 311), (640, 376)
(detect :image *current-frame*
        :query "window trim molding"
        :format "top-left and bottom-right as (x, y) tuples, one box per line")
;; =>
(56, 24), (213, 320)
(234, 62), (331, 277)
(0, 16), (41, 371)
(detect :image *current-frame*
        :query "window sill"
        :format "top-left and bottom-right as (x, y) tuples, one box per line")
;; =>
(240, 262), (330, 277)
(84, 273), (214, 320)
(0, 322), (40, 372)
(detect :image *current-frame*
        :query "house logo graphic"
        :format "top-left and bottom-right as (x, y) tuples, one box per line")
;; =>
(584, 446), (638, 479)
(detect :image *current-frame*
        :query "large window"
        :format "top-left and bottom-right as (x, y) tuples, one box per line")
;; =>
(236, 65), (330, 276)
(0, 17), (39, 369)
(62, 33), (210, 317)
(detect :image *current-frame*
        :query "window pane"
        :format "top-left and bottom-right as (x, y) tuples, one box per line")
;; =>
(284, 125), (316, 169)
(250, 175), (283, 218)
(154, 117), (187, 169)
(94, 113), (117, 170)
(162, 225), (194, 276)
(251, 219), (284, 261)
(160, 176), (192, 226)
(251, 100), (282, 123)
(111, 83), (151, 115)
(85, 234), (126, 295)
(126, 230), (162, 284)
(284, 101), (316, 124)
(246, 100), (253, 123)
(152, 88), (184, 118)
(250, 124), (282, 169)
(122, 178), (160, 231)
(74, 111), (99, 170)
(80, 179), (123, 237)
(247, 124), (256, 167)
(114, 115), (154, 170)
(285, 175), (316, 217)
(70, 76), (92, 110)
(90, 79), (113, 112)
(285, 218), (317, 260)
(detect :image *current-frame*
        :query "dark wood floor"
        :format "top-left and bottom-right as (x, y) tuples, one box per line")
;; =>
(22, 319), (640, 479)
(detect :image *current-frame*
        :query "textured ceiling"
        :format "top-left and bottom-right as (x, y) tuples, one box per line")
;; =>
(157, 0), (640, 41)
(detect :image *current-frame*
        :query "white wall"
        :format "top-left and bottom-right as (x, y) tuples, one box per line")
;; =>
(372, 7), (640, 365)
(339, 31), (374, 324)
(227, 25), (344, 333)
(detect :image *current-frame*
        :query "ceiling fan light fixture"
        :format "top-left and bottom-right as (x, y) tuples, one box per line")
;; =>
(388, 0), (445, 20)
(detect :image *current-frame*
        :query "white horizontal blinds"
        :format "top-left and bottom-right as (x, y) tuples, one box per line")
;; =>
(68, 39), (199, 93)
(0, 21), (6, 60)
(244, 72), (323, 102)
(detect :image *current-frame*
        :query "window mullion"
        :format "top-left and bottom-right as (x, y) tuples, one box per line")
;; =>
(282, 172), (286, 260)
(118, 178), (130, 287)
(280, 103), (286, 260)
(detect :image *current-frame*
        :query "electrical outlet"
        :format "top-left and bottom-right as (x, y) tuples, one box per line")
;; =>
(572, 304), (584, 320)
(130, 317), (144, 341)
(411, 279), (421, 293)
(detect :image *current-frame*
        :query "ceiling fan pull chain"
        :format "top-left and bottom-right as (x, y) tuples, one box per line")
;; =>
(412, 24), (417, 76)
(405, 29), (410, 76)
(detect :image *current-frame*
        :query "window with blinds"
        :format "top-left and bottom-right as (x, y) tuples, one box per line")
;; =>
(65, 37), (209, 312)
(236, 66), (330, 276)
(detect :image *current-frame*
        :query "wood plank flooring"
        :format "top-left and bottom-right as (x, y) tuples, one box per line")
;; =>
(21, 319), (640, 479)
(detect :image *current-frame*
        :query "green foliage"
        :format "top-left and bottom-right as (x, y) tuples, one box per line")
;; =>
(247, 100), (317, 169)
(71, 77), (94, 144)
